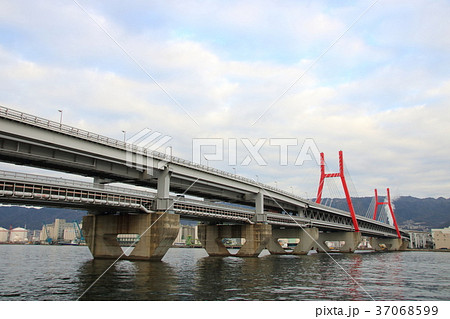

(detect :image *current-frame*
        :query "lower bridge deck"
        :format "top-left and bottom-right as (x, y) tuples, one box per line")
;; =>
(0, 170), (406, 239)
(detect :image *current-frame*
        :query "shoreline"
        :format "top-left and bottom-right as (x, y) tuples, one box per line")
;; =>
(1, 243), (449, 252)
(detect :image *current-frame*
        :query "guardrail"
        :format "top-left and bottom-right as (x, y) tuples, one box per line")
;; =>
(0, 169), (404, 236)
(0, 169), (156, 198)
(0, 105), (317, 203)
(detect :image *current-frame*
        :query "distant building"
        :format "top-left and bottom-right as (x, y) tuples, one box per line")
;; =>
(174, 225), (198, 245)
(0, 227), (8, 243)
(432, 227), (450, 249)
(278, 238), (300, 248)
(29, 230), (41, 244)
(64, 227), (76, 242)
(9, 227), (28, 243)
(401, 220), (430, 232)
(405, 230), (433, 249)
(40, 219), (82, 244)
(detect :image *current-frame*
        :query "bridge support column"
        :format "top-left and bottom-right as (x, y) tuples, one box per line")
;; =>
(197, 224), (231, 256)
(318, 231), (362, 253)
(198, 224), (272, 257)
(93, 177), (114, 189)
(292, 228), (320, 254)
(266, 236), (287, 254)
(268, 227), (319, 255)
(252, 191), (267, 223)
(83, 212), (180, 261)
(154, 167), (174, 211)
(237, 224), (271, 257)
(370, 237), (408, 251)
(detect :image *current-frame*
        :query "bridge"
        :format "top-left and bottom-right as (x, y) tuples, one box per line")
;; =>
(0, 105), (408, 260)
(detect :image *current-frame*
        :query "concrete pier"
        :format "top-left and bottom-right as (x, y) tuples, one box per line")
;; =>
(370, 237), (408, 251)
(198, 224), (272, 257)
(268, 227), (320, 255)
(83, 213), (180, 261)
(153, 166), (174, 211)
(318, 231), (362, 253)
(266, 236), (287, 255)
(292, 228), (320, 254)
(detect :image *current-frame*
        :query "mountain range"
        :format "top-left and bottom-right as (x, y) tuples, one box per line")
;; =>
(325, 196), (450, 230)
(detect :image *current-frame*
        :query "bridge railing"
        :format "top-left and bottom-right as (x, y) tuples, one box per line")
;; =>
(0, 105), (314, 204)
(0, 169), (404, 237)
(0, 169), (256, 213)
(0, 169), (155, 198)
(0, 105), (129, 148)
(174, 196), (256, 214)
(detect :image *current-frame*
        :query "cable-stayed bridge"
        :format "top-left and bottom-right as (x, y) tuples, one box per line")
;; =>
(0, 106), (408, 260)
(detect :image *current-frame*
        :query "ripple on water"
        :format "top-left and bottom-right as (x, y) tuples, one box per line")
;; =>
(1, 247), (449, 301)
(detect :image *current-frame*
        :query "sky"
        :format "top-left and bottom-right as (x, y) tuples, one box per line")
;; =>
(1, 0), (450, 199)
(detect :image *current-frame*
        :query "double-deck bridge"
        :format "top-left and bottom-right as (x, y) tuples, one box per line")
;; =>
(0, 106), (408, 260)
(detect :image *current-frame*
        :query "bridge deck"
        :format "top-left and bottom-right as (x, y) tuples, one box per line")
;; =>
(0, 170), (407, 238)
(0, 106), (408, 238)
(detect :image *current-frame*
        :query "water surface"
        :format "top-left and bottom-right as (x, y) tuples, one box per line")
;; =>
(0, 245), (448, 301)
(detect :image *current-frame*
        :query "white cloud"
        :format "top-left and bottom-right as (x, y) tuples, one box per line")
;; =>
(0, 0), (450, 199)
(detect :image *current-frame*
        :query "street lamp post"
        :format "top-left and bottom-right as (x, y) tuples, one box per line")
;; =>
(58, 110), (63, 125)
(122, 130), (126, 143)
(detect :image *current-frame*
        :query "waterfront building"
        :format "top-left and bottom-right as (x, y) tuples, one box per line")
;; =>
(0, 227), (8, 243)
(40, 219), (82, 244)
(29, 230), (41, 244)
(431, 227), (450, 249)
(277, 238), (300, 248)
(401, 220), (429, 231)
(64, 227), (76, 242)
(174, 225), (199, 245)
(9, 227), (28, 243)
(405, 230), (433, 249)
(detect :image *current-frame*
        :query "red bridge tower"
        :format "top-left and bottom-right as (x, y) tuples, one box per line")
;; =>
(316, 151), (360, 232)
(373, 188), (401, 238)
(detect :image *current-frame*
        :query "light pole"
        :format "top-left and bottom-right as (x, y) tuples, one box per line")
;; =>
(290, 186), (294, 194)
(232, 167), (236, 176)
(122, 130), (126, 143)
(58, 109), (63, 125)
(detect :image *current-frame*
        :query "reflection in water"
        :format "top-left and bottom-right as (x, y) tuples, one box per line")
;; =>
(0, 245), (449, 301)
(77, 258), (178, 300)
(193, 253), (372, 301)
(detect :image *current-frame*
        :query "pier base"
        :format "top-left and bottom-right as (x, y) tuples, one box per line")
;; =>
(198, 224), (272, 257)
(83, 213), (180, 261)
(292, 228), (320, 254)
(268, 227), (319, 255)
(318, 231), (362, 253)
(370, 237), (408, 251)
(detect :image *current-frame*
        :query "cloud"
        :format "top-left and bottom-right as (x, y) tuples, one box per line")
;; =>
(0, 0), (450, 199)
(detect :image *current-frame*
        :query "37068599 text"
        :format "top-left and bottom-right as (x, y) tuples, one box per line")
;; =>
(315, 305), (439, 318)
